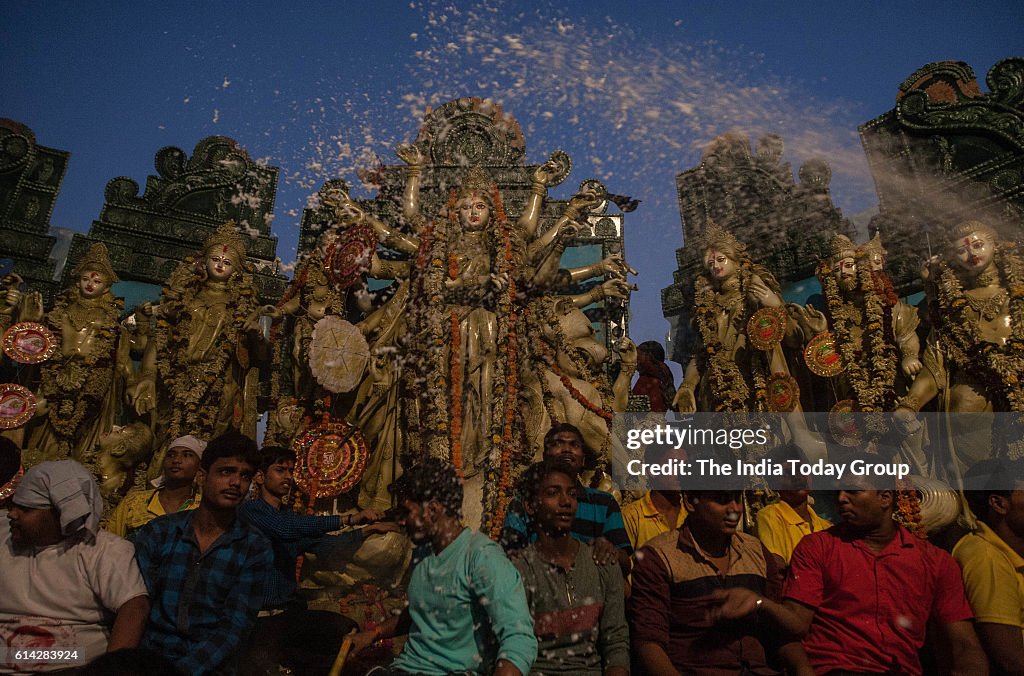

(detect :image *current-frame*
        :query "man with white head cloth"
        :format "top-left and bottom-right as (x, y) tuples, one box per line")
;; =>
(0, 460), (150, 672)
(104, 435), (206, 542)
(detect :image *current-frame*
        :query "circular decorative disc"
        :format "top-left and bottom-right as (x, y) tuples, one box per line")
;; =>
(804, 331), (844, 378)
(0, 465), (22, 501)
(2, 322), (57, 364)
(325, 223), (377, 290)
(0, 383), (36, 429)
(293, 419), (369, 498)
(766, 373), (800, 412)
(309, 317), (370, 393)
(747, 307), (788, 351)
(829, 399), (862, 447)
(546, 150), (573, 186)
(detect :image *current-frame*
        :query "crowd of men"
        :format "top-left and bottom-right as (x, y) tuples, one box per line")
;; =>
(0, 424), (1022, 675)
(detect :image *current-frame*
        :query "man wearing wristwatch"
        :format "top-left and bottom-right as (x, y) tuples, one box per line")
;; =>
(628, 465), (806, 675)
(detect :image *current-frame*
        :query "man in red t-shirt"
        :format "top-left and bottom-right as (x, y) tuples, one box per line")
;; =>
(715, 457), (987, 675)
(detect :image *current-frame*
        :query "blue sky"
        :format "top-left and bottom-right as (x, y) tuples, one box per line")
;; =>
(3, 0), (1022, 361)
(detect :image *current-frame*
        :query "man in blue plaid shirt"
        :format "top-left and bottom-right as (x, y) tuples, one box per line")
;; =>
(134, 431), (273, 675)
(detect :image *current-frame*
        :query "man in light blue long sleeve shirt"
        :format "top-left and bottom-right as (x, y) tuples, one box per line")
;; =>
(350, 458), (537, 676)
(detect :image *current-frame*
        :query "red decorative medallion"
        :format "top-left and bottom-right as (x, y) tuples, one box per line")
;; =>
(766, 373), (800, 412)
(0, 383), (36, 429)
(292, 419), (369, 498)
(2, 322), (58, 364)
(829, 399), (862, 447)
(804, 331), (844, 378)
(325, 223), (377, 290)
(747, 307), (787, 351)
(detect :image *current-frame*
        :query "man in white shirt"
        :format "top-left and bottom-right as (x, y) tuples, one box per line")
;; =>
(0, 460), (149, 673)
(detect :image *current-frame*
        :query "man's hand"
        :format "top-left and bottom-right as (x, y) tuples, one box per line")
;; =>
(365, 521), (402, 536)
(346, 629), (378, 656)
(708, 588), (759, 623)
(347, 508), (381, 525)
(591, 536), (619, 566)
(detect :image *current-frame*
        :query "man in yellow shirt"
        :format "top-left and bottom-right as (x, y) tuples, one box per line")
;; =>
(622, 490), (686, 553)
(622, 443), (687, 553)
(104, 435), (205, 541)
(754, 446), (830, 564)
(954, 458), (1024, 675)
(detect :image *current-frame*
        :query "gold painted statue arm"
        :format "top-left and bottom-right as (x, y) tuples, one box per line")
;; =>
(395, 143), (425, 221)
(893, 302), (923, 378)
(130, 338), (158, 416)
(518, 159), (559, 240)
(672, 358), (700, 413)
(367, 213), (420, 256)
(568, 278), (629, 309)
(612, 338), (637, 412)
(369, 257), (410, 280)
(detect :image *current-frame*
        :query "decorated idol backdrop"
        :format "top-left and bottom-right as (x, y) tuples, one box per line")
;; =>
(1, 58), (1024, 545)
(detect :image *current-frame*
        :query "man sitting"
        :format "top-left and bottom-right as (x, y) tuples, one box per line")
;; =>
(629, 473), (802, 675)
(133, 431), (273, 675)
(772, 454), (986, 675)
(621, 442), (686, 553)
(238, 445), (397, 674)
(513, 460), (628, 676)
(1, 460), (149, 672)
(502, 423), (631, 572)
(754, 444), (830, 565)
(351, 457), (537, 675)
(954, 458), (1024, 674)
(104, 435), (205, 542)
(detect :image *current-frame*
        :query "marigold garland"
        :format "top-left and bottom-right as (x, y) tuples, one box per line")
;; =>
(816, 255), (898, 422)
(895, 477), (925, 539)
(930, 244), (1024, 413)
(154, 255), (259, 439)
(693, 265), (772, 412)
(38, 289), (123, 453)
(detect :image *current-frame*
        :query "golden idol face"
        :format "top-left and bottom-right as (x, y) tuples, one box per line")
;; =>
(79, 270), (110, 299)
(703, 249), (737, 282)
(205, 246), (239, 282)
(456, 193), (490, 231)
(951, 232), (994, 275)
